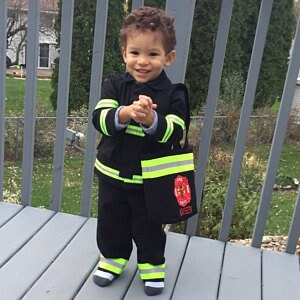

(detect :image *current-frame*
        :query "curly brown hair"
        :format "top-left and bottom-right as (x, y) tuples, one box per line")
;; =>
(120, 6), (176, 54)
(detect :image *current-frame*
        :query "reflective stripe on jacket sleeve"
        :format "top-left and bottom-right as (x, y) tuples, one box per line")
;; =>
(93, 99), (119, 136)
(159, 114), (185, 143)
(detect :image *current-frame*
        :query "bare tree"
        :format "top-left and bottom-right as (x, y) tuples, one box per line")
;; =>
(6, 3), (28, 67)
(6, 0), (58, 67)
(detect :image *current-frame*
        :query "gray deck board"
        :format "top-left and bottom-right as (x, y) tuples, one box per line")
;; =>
(172, 236), (225, 300)
(0, 206), (54, 267)
(0, 202), (23, 227)
(0, 211), (86, 300)
(218, 243), (261, 300)
(262, 250), (300, 299)
(23, 218), (98, 300)
(0, 202), (300, 299)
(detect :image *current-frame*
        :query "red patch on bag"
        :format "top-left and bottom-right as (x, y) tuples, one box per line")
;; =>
(180, 205), (193, 216)
(174, 175), (191, 207)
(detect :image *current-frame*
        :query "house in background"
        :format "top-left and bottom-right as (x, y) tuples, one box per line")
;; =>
(291, 1), (300, 122)
(292, 69), (300, 122)
(6, 0), (59, 69)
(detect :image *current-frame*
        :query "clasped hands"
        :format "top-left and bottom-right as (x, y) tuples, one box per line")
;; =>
(119, 95), (157, 127)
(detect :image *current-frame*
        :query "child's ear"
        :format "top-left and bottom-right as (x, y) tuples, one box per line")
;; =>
(165, 50), (176, 67)
(122, 47), (127, 63)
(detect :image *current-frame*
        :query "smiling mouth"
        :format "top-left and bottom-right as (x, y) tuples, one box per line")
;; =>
(136, 69), (150, 74)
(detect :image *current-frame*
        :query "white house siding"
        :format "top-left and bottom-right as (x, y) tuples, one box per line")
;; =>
(291, 70), (300, 123)
(7, 0), (59, 69)
(38, 30), (59, 69)
(7, 29), (58, 69)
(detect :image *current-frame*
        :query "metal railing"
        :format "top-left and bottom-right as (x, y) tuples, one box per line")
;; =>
(1, 0), (300, 253)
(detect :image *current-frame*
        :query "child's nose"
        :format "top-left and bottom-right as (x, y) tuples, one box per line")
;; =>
(137, 55), (149, 65)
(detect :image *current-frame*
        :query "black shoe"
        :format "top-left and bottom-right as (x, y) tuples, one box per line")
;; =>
(144, 281), (164, 296)
(93, 269), (116, 287)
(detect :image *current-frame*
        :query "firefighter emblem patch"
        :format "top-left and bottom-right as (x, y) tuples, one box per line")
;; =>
(174, 175), (191, 207)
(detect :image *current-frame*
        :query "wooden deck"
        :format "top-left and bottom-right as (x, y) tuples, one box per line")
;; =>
(1, 201), (299, 300)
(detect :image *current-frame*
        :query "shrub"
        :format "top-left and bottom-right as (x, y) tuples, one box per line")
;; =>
(212, 106), (240, 145)
(197, 148), (264, 239)
(212, 72), (245, 145)
(188, 117), (202, 161)
(4, 105), (90, 161)
(286, 113), (300, 141)
(246, 107), (277, 144)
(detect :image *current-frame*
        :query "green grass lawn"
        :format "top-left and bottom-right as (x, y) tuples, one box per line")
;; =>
(244, 143), (300, 236)
(4, 154), (99, 217)
(265, 191), (298, 235)
(5, 77), (55, 116)
(31, 155), (99, 217)
(265, 143), (300, 235)
(271, 99), (281, 112)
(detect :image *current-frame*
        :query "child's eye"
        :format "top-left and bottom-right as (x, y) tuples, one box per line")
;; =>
(130, 51), (139, 55)
(149, 52), (158, 56)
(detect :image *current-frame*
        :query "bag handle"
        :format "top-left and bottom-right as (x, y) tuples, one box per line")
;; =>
(176, 84), (191, 149)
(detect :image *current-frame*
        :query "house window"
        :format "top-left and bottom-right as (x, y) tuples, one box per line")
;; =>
(39, 43), (49, 68)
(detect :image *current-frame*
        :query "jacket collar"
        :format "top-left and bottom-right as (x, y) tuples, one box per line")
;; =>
(125, 70), (172, 90)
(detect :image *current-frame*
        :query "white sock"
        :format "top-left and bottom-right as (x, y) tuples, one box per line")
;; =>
(145, 281), (164, 288)
(94, 270), (115, 281)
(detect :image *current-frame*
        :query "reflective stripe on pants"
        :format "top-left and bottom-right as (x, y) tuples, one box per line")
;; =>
(138, 263), (166, 280)
(99, 255), (128, 275)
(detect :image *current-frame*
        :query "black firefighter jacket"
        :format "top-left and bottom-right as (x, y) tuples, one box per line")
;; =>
(92, 70), (188, 189)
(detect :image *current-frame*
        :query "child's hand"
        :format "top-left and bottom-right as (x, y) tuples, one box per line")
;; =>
(138, 95), (157, 110)
(131, 95), (157, 127)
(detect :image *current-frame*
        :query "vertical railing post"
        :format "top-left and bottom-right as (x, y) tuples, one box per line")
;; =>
(165, 0), (196, 83)
(131, 0), (144, 11)
(50, 0), (74, 211)
(21, 0), (40, 206)
(219, 0), (273, 242)
(0, 0), (7, 202)
(286, 190), (300, 254)
(16, 118), (20, 161)
(252, 16), (300, 248)
(80, 0), (108, 217)
(186, 0), (234, 236)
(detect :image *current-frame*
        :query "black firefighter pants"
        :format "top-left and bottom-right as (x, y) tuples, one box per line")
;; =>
(96, 179), (166, 265)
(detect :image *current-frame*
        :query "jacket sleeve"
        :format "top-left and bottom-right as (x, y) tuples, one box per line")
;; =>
(92, 76), (121, 136)
(146, 84), (188, 146)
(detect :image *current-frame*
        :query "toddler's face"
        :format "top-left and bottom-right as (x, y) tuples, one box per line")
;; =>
(122, 30), (175, 83)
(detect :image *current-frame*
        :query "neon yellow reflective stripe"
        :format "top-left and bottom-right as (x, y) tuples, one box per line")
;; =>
(99, 255), (128, 274)
(99, 262), (122, 274)
(125, 125), (145, 137)
(138, 263), (165, 270)
(140, 272), (165, 280)
(100, 256), (128, 266)
(95, 158), (143, 184)
(95, 158), (120, 179)
(166, 114), (185, 131)
(141, 152), (194, 179)
(99, 260), (126, 274)
(95, 99), (118, 110)
(124, 175), (143, 184)
(160, 118), (174, 143)
(100, 109), (111, 136)
(138, 263), (165, 280)
(142, 152), (193, 168)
